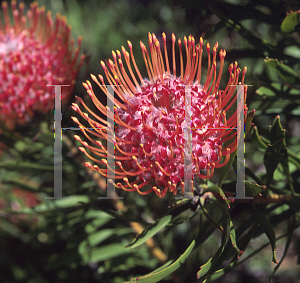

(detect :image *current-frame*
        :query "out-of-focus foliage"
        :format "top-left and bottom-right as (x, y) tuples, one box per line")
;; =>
(1, 0), (300, 282)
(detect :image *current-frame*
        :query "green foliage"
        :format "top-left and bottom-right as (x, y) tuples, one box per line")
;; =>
(281, 10), (300, 33)
(124, 241), (195, 283)
(127, 215), (172, 249)
(264, 58), (300, 84)
(252, 204), (278, 264)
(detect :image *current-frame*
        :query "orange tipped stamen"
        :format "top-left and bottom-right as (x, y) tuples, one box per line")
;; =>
(172, 33), (176, 77)
(162, 32), (170, 74)
(122, 46), (140, 88)
(128, 40), (145, 86)
(196, 37), (204, 84)
(178, 38), (183, 79)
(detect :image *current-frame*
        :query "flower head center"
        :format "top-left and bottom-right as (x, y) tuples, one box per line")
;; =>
(116, 74), (223, 188)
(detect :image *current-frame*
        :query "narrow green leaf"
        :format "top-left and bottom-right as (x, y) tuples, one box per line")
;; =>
(256, 86), (277, 97)
(84, 209), (110, 220)
(79, 228), (132, 255)
(264, 58), (300, 84)
(252, 204), (278, 263)
(238, 224), (259, 251)
(269, 213), (299, 281)
(263, 139), (284, 187)
(197, 258), (212, 279)
(127, 215), (172, 249)
(167, 199), (192, 218)
(245, 181), (266, 197)
(245, 166), (264, 185)
(251, 126), (268, 150)
(126, 240), (195, 283)
(245, 109), (255, 135)
(287, 151), (300, 170)
(269, 115), (294, 193)
(89, 205), (142, 224)
(196, 214), (216, 246)
(212, 200), (242, 256)
(0, 161), (54, 172)
(84, 215), (114, 233)
(203, 258), (238, 282)
(281, 148), (295, 194)
(236, 227), (300, 269)
(260, 122), (300, 167)
(284, 45), (300, 60)
(214, 223), (258, 263)
(81, 180), (97, 189)
(256, 82), (300, 99)
(200, 203), (224, 232)
(203, 185), (231, 207)
(79, 230), (114, 255)
(212, 222), (257, 262)
(229, 220), (242, 255)
(81, 243), (133, 263)
(147, 260), (174, 275)
(25, 195), (90, 213)
(269, 116), (285, 145)
(197, 216), (229, 279)
(0, 219), (30, 241)
(266, 116), (294, 193)
(281, 10), (300, 33)
(54, 196), (90, 208)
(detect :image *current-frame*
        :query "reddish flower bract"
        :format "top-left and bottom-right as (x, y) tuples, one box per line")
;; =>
(73, 32), (248, 198)
(0, 1), (84, 129)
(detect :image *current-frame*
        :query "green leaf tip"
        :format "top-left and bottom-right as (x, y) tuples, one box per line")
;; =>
(281, 10), (300, 33)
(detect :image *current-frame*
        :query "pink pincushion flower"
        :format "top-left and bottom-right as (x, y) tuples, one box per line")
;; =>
(0, 1), (84, 129)
(72, 32), (248, 198)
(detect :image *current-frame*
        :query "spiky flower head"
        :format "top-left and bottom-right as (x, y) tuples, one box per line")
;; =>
(72, 32), (248, 198)
(0, 1), (84, 129)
